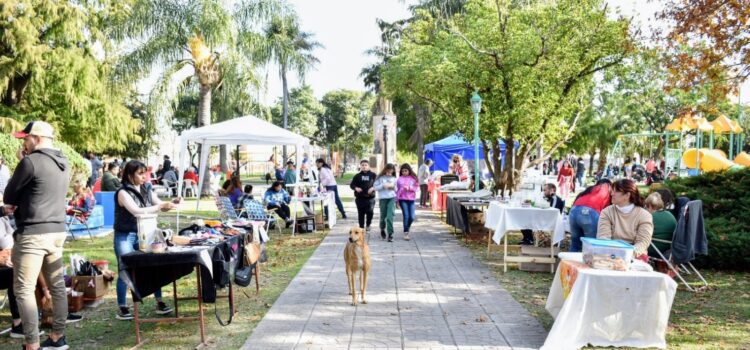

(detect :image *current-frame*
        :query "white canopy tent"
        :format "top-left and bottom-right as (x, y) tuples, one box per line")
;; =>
(176, 116), (310, 211)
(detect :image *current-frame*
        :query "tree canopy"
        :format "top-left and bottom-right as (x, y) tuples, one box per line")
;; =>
(382, 0), (632, 192)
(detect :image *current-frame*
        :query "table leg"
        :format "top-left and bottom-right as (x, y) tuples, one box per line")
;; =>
(195, 265), (206, 345)
(503, 233), (508, 273)
(173, 275), (179, 318)
(487, 230), (492, 259)
(550, 244), (555, 274)
(255, 263), (260, 294)
(291, 202), (297, 237)
(133, 270), (141, 345)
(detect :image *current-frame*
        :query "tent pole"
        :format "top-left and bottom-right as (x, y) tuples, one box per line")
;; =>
(730, 132), (735, 160)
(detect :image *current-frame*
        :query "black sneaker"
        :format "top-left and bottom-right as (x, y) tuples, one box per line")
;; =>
(116, 307), (133, 320)
(65, 314), (83, 324)
(9, 323), (44, 339)
(381, 230), (386, 240)
(155, 301), (173, 315)
(387, 236), (393, 242)
(40, 335), (69, 350)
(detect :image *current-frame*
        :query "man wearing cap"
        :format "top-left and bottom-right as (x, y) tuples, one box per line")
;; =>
(5, 121), (71, 350)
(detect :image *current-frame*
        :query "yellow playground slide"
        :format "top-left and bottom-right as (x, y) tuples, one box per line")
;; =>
(682, 148), (741, 172)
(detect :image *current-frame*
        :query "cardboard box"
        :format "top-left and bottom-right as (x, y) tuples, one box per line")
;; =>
(314, 213), (326, 230)
(72, 275), (107, 299)
(295, 216), (316, 233)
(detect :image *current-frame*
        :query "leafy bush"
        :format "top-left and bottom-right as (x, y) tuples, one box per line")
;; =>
(665, 168), (750, 270)
(0, 134), (91, 186)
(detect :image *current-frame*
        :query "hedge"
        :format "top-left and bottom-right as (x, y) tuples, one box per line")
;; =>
(0, 133), (91, 186)
(664, 168), (750, 271)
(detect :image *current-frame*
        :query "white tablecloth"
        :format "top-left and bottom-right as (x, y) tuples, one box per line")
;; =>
(484, 202), (565, 244)
(542, 254), (678, 350)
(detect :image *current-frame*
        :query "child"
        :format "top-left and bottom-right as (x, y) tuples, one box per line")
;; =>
(396, 164), (419, 241)
(374, 164), (397, 241)
(349, 160), (377, 231)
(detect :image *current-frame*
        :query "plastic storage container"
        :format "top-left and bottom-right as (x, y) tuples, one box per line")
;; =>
(581, 237), (634, 271)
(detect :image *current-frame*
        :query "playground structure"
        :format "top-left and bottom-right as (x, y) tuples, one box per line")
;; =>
(610, 111), (747, 175)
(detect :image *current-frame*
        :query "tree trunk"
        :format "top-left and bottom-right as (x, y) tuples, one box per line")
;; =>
(597, 146), (609, 174)
(198, 83), (212, 196)
(1, 73), (31, 107)
(219, 145), (228, 172)
(588, 146), (597, 177)
(281, 64), (289, 162)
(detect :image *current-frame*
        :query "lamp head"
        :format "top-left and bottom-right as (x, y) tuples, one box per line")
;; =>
(470, 91), (482, 114)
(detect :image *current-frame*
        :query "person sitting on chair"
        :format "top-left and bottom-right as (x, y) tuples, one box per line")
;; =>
(644, 192), (677, 258)
(226, 176), (243, 207)
(597, 179), (653, 260)
(101, 163), (122, 192)
(235, 184), (254, 209)
(162, 166), (178, 196)
(264, 181), (292, 226)
(520, 183), (564, 245)
(67, 182), (94, 217)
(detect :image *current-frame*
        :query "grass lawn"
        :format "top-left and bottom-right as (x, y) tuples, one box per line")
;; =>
(336, 172), (355, 185)
(459, 235), (750, 350)
(0, 211), (327, 350)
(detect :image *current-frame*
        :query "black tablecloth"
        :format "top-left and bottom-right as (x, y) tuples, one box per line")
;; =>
(119, 236), (241, 303)
(446, 196), (491, 233)
(446, 196), (470, 232)
(0, 266), (12, 290)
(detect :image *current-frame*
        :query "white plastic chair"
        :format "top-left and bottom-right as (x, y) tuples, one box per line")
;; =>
(183, 179), (197, 198)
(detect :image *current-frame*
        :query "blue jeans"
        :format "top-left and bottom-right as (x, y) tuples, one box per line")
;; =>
(568, 206), (600, 252)
(399, 200), (416, 232)
(114, 231), (162, 307)
(325, 185), (346, 217)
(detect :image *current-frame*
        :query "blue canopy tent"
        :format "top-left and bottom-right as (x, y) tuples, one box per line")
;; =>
(424, 134), (512, 172)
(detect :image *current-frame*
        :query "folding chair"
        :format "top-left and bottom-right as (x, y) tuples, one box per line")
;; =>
(650, 200), (709, 292)
(243, 199), (282, 234)
(215, 196), (244, 221)
(66, 210), (94, 241)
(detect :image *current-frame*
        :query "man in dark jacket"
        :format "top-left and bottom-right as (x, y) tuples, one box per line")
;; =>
(349, 159), (377, 231)
(101, 162), (122, 191)
(521, 183), (565, 245)
(4, 121), (71, 350)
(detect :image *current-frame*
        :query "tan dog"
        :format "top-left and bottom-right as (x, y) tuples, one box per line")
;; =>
(344, 227), (371, 306)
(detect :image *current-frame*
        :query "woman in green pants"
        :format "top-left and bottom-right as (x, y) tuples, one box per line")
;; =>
(374, 164), (398, 242)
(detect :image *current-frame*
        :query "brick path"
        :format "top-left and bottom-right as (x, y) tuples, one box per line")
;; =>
(242, 207), (547, 350)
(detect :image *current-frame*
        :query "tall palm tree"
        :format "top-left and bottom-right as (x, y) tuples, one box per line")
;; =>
(256, 14), (322, 161)
(111, 0), (285, 194)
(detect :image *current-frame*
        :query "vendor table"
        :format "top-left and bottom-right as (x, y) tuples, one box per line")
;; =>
(445, 195), (491, 234)
(542, 255), (677, 350)
(120, 236), (240, 348)
(437, 189), (471, 221)
(484, 202), (565, 272)
(290, 193), (334, 236)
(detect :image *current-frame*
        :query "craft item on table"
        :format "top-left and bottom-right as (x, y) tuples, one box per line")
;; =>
(440, 181), (469, 190)
(581, 237), (634, 271)
(203, 219), (222, 227)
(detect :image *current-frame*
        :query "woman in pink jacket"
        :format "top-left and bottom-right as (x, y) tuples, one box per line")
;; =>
(396, 163), (419, 240)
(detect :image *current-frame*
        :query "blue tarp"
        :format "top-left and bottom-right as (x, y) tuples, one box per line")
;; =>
(424, 134), (512, 172)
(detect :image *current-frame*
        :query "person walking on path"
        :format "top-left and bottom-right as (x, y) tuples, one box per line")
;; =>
(374, 164), (397, 241)
(557, 160), (574, 199)
(575, 157), (586, 188)
(350, 160), (377, 232)
(396, 164), (418, 241)
(417, 159), (432, 208)
(5, 121), (71, 350)
(317, 158), (346, 219)
(113, 160), (177, 321)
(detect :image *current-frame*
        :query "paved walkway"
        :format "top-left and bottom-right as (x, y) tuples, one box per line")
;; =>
(242, 208), (547, 350)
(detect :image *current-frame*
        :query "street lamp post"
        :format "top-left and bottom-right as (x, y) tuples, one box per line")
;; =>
(471, 91), (482, 191)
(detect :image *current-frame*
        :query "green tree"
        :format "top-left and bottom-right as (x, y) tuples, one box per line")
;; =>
(1, 0), (139, 152)
(254, 13), (321, 160)
(382, 0), (632, 194)
(319, 90), (374, 170)
(111, 0), (282, 193)
(271, 85), (322, 140)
